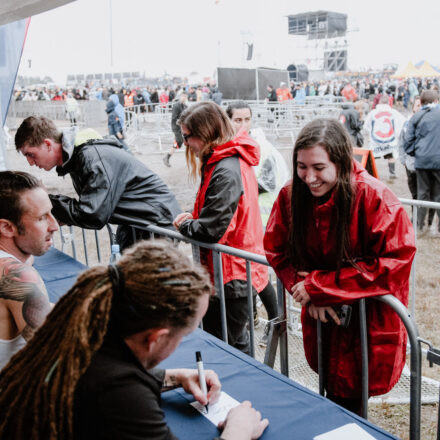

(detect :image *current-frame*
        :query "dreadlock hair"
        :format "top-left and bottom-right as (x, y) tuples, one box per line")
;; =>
(179, 101), (235, 180)
(0, 240), (212, 440)
(288, 118), (355, 283)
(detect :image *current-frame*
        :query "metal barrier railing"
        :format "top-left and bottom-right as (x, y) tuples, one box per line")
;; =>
(123, 222), (427, 439)
(53, 220), (440, 439)
(398, 198), (440, 321)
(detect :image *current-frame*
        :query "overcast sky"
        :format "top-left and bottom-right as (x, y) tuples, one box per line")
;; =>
(17, 0), (440, 83)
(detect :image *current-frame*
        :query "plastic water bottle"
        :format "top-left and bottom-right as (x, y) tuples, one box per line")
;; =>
(109, 244), (122, 263)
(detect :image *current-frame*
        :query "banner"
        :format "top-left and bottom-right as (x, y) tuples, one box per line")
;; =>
(0, 18), (30, 126)
(0, 18), (29, 170)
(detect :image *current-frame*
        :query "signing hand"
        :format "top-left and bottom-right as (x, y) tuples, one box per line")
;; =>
(173, 212), (193, 229)
(218, 401), (269, 440)
(308, 304), (341, 325)
(173, 368), (221, 406)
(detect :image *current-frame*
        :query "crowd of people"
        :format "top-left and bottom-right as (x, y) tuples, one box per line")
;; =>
(0, 76), (431, 437)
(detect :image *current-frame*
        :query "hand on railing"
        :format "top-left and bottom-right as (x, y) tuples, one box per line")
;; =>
(173, 212), (193, 229)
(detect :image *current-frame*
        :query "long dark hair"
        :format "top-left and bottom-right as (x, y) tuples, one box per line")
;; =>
(288, 118), (355, 282)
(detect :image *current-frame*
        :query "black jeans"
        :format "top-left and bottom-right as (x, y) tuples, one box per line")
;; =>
(203, 295), (255, 355)
(253, 282), (278, 322)
(416, 169), (440, 230)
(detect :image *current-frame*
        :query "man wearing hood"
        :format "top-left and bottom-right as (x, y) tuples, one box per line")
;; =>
(15, 116), (181, 250)
(105, 99), (130, 153)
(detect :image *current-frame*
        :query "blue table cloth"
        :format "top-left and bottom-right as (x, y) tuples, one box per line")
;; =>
(160, 329), (398, 440)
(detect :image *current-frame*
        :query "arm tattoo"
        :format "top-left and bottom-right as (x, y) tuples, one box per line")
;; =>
(0, 259), (51, 340)
(161, 374), (179, 392)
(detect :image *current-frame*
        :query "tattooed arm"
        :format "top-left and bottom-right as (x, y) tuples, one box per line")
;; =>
(161, 368), (221, 406)
(0, 258), (51, 340)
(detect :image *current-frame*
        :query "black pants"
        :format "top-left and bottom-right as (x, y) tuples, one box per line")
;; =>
(326, 393), (362, 415)
(416, 169), (440, 230)
(203, 295), (255, 355)
(116, 225), (153, 251)
(406, 167), (435, 225)
(253, 282), (278, 322)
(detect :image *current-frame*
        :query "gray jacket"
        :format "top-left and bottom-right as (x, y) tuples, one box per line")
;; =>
(403, 105), (440, 170)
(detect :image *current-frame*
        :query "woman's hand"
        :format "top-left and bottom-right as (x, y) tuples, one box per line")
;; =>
(291, 280), (311, 306)
(308, 304), (341, 325)
(166, 368), (221, 406)
(173, 212), (193, 229)
(218, 401), (269, 440)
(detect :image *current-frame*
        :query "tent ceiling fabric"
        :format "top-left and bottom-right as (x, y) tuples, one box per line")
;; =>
(0, 0), (76, 26)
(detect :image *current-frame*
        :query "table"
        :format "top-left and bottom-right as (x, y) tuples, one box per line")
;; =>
(34, 248), (397, 439)
(160, 329), (398, 440)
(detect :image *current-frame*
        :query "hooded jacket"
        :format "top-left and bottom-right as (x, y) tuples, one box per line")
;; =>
(105, 100), (123, 137)
(264, 161), (416, 397)
(49, 129), (181, 230)
(109, 94), (125, 126)
(179, 131), (268, 297)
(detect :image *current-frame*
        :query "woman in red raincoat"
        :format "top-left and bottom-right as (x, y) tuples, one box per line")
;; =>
(173, 102), (268, 355)
(264, 118), (416, 414)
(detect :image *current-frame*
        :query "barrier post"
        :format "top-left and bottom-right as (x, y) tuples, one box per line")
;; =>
(376, 295), (421, 440)
(246, 261), (255, 358)
(277, 278), (289, 376)
(212, 250), (228, 343)
(359, 299), (369, 419)
(317, 319), (324, 395)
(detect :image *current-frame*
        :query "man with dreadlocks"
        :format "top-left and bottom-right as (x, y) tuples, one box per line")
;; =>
(0, 171), (57, 370)
(0, 240), (269, 440)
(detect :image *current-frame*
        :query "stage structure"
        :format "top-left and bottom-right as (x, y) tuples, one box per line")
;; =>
(287, 10), (349, 73)
(217, 67), (289, 100)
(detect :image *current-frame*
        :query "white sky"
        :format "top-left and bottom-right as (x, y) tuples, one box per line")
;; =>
(17, 0), (440, 83)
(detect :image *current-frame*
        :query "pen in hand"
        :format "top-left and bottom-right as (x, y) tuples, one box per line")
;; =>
(195, 351), (209, 414)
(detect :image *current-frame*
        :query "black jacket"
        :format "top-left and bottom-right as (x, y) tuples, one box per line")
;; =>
(50, 130), (181, 230)
(339, 107), (364, 147)
(74, 333), (176, 440)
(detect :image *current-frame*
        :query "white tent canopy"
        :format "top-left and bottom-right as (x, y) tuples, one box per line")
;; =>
(0, 0), (76, 170)
(0, 0), (75, 26)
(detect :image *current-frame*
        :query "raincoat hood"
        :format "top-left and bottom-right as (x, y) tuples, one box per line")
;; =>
(207, 129), (260, 167)
(106, 100), (116, 113)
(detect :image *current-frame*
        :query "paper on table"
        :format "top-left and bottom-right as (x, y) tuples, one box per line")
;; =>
(191, 391), (240, 426)
(314, 423), (377, 440)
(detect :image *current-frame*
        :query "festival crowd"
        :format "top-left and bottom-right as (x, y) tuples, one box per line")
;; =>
(0, 70), (438, 438)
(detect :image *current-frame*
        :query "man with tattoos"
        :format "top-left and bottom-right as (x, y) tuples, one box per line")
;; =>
(0, 171), (58, 369)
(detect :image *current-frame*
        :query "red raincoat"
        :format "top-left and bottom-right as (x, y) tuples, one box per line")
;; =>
(192, 132), (268, 293)
(264, 161), (416, 397)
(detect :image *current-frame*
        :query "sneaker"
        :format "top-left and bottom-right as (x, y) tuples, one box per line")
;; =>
(258, 323), (270, 347)
(163, 154), (171, 167)
(417, 225), (428, 237)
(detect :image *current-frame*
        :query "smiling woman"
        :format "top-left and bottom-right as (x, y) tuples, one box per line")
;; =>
(264, 118), (416, 414)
